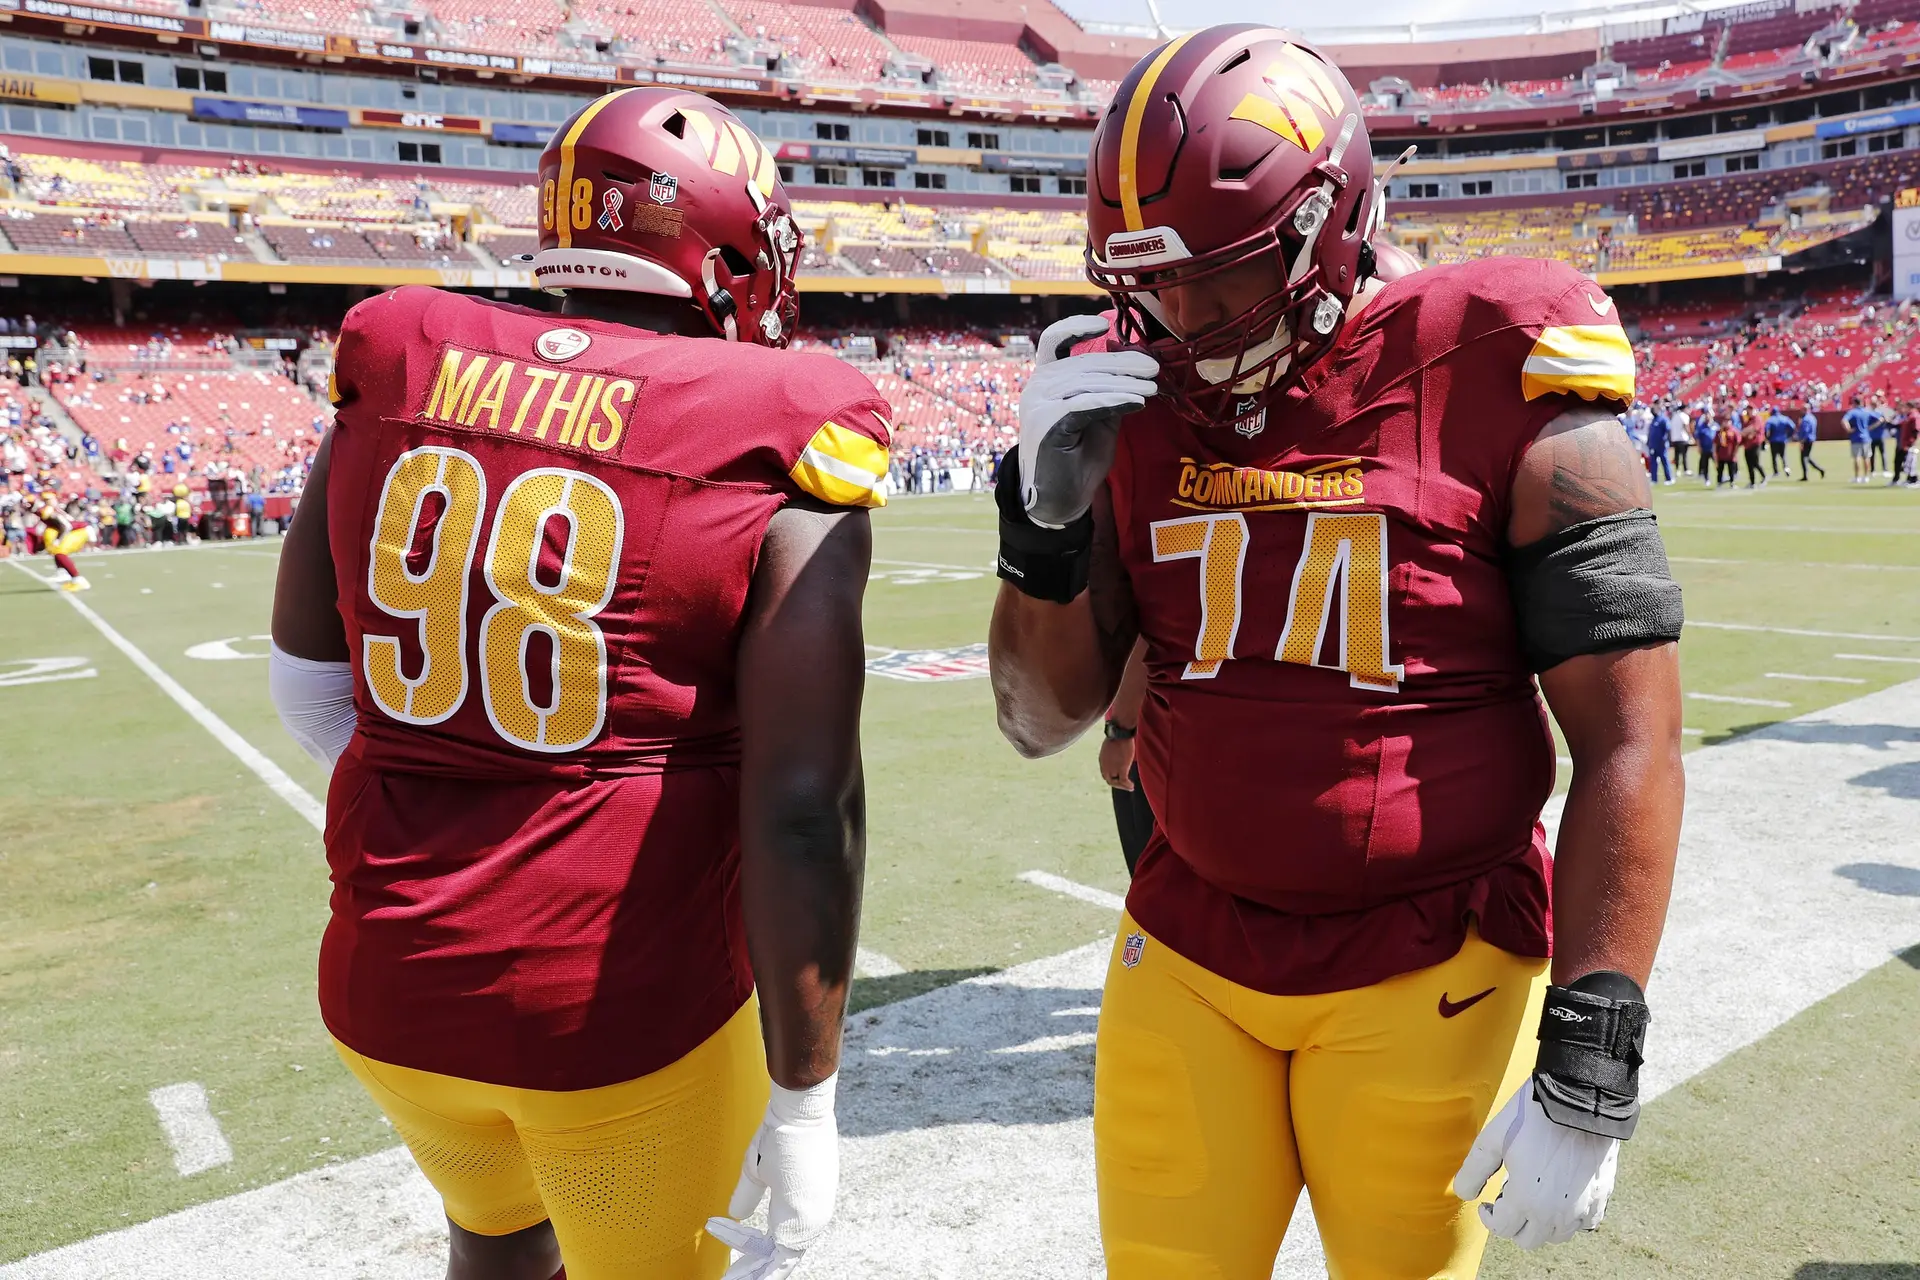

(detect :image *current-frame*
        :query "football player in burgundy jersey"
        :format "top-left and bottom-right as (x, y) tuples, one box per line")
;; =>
(990, 27), (1685, 1279)
(270, 87), (888, 1280)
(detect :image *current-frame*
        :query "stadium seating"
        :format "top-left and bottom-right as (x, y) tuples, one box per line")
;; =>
(223, 0), (393, 39)
(428, 0), (571, 54)
(52, 369), (330, 486)
(0, 213), (140, 257)
(578, 0), (734, 65)
(720, 0), (890, 81)
(889, 34), (1042, 94)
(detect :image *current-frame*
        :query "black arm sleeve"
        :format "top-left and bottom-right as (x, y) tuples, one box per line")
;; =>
(1505, 509), (1684, 674)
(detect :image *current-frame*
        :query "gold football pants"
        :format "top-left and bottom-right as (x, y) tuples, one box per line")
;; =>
(1095, 914), (1548, 1280)
(334, 997), (765, 1280)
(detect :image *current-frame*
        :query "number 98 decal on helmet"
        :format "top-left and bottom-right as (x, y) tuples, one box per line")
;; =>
(1084, 27), (1384, 425)
(531, 86), (803, 347)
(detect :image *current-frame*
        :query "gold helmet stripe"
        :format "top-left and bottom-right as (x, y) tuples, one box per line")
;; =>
(555, 88), (638, 249)
(1117, 30), (1198, 232)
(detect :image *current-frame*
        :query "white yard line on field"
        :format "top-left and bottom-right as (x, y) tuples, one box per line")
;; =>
(1670, 555), (1920, 572)
(871, 558), (995, 572)
(147, 1084), (233, 1178)
(1688, 619), (1920, 644)
(1837, 652), (1920, 665)
(1689, 692), (1792, 707)
(11, 689), (1920, 1278)
(1660, 522), (1920, 535)
(856, 948), (906, 979)
(1017, 870), (1127, 913)
(5, 560), (325, 833)
(1765, 672), (1867, 685)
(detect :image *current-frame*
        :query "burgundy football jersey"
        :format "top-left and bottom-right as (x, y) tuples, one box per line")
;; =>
(320, 286), (890, 1090)
(1108, 256), (1636, 996)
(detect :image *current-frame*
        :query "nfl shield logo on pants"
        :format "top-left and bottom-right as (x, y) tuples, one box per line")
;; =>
(1121, 932), (1146, 969)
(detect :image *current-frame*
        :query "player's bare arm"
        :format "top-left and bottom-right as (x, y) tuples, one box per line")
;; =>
(990, 482), (1137, 757)
(1456, 397), (1685, 1249)
(1507, 402), (1684, 987)
(269, 430), (345, 661)
(737, 498), (873, 1089)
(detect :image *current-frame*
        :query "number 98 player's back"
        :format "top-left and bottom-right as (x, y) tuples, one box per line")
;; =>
(269, 85), (888, 1280)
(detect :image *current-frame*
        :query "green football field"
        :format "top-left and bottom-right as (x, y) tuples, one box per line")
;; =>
(2, 464), (1918, 1276)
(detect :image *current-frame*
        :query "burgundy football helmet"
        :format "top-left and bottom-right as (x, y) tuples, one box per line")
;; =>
(1085, 26), (1376, 424)
(531, 87), (803, 347)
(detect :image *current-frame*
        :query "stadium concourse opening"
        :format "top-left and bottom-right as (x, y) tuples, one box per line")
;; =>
(5, 0), (1920, 1274)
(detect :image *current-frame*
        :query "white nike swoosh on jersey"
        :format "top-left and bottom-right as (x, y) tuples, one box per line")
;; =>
(1587, 292), (1613, 316)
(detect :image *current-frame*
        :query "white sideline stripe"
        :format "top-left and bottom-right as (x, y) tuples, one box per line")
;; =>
(1662, 521), (1920, 535)
(1689, 691), (1792, 707)
(1018, 870), (1126, 913)
(871, 558), (994, 572)
(1837, 652), (1920, 665)
(148, 1084), (232, 1178)
(6, 561), (325, 833)
(1690, 619), (1920, 643)
(12, 683), (1920, 1280)
(1670, 555), (1920, 572)
(1765, 672), (1867, 685)
(855, 947), (905, 979)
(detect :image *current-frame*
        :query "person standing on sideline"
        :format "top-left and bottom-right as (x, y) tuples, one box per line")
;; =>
(1765, 405), (1793, 477)
(1715, 412), (1740, 486)
(1797, 404), (1825, 480)
(1740, 408), (1767, 487)
(1896, 402), (1919, 488)
(1646, 402), (1673, 485)
(1669, 401), (1691, 477)
(1099, 641), (1154, 875)
(1845, 396), (1875, 483)
(1869, 397), (1891, 476)
(1695, 402), (1716, 484)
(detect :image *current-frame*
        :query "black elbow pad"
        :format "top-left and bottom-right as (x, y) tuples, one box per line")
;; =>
(1506, 510), (1683, 673)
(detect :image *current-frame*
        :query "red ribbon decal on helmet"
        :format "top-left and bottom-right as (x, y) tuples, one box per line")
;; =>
(597, 187), (624, 232)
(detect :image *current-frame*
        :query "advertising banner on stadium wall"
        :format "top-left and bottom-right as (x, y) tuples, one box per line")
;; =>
(1817, 104), (1920, 139)
(810, 145), (914, 168)
(190, 98), (350, 130)
(491, 123), (554, 146)
(360, 109), (485, 134)
(981, 153), (1087, 175)
(1892, 198), (1920, 302)
(1657, 129), (1769, 161)
(0, 75), (80, 105)
(208, 20), (325, 52)
(3, 0), (203, 36)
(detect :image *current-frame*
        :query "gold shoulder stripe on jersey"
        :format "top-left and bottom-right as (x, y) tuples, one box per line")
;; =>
(791, 420), (888, 508)
(1521, 324), (1636, 404)
(327, 372), (342, 405)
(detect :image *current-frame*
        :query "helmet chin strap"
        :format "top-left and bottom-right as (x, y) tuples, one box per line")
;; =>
(701, 248), (739, 342)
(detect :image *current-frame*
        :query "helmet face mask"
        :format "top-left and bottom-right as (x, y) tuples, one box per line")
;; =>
(532, 87), (803, 348)
(1085, 27), (1375, 427)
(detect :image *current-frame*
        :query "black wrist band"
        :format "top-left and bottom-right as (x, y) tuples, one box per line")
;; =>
(1103, 719), (1136, 740)
(995, 446), (1093, 605)
(1532, 970), (1650, 1140)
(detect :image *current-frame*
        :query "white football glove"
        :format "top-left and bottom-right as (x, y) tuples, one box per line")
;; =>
(1453, 1078), (1619, 1250)
(705, 1075), (839, 1280)
(1018, 314), (1158, 529)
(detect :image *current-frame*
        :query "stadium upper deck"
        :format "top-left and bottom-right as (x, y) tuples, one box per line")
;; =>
(11, 0), (1920, 129)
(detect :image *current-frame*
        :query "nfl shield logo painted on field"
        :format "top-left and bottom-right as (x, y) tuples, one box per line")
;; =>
(1121, 932), (1146, 968)
(649, 172), (679, 205)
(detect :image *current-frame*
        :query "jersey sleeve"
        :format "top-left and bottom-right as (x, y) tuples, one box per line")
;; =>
(329, 287), (430, 417)
(1514, 265), (1636, 407)
(783, 359), (894, 509)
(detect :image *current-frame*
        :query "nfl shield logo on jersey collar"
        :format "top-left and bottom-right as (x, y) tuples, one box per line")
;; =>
(1232, 398), (1267, 438)
(536, 328), (592, 363)
(1121, 932), (1147, 968)
(649, 172), (679, 205)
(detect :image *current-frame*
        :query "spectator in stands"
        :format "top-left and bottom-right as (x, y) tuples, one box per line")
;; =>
(1714, 411), (1741, 487)
(1670, 401), (1692, 477)
(1764, 404), (1794, 477)
(1797, 404), (1826, 481)
(1740, 408), (1768, 487)
(1844, 395), (1876, 483)
(1646, 401), (1673, 484)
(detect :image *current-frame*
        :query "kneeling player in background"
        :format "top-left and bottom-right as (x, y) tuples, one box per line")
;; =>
(991, 26), (1685, 1279)
(271, 87), (888, 1280)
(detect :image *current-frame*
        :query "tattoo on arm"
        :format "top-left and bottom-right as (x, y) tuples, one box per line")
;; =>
(1511, 404), (1654, 547)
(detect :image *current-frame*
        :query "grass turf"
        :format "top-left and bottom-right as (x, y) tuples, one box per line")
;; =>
(1, 464), (1918, 1270)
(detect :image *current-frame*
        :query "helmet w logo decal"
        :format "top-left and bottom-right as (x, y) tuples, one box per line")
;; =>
(530, 87), (802, 347)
